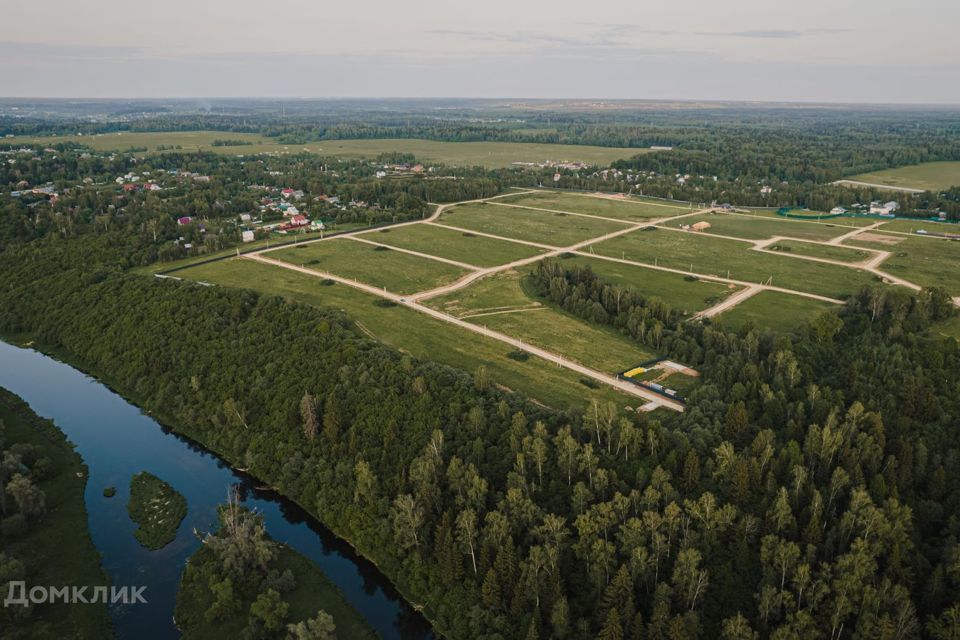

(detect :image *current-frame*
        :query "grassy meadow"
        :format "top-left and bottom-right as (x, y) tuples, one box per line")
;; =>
(497, 191), (692, 221)
(846, 161), (960, 191)
(359, 224), (548, 267)
(271, 238), (472, 295)
(427, 270), (655, 373)
(590, 228), (880, 299)
(715, 290), (840, 333)
(5, 131), (644, 168)
(173, 259), (635, 409)
(438, 202), (631, 246)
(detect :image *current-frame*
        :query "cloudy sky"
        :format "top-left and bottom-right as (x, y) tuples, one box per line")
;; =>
(2, 0), (958, 103)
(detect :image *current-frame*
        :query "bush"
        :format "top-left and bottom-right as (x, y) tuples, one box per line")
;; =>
(103, 487), (116, 498)
(507, 350), (530, 362)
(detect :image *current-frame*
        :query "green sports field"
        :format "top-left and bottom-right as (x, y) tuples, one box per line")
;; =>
(271, 238), (471, 295)
(438, 202), (631, 246)
(427, 270), (655, 372)
(358, 224), (548, 267)
(589, 228), (879, 299)
(6, 131), (644, 168)
(846, 161), (960, 191)
(497, 191), (692, 221)
(172, 259), (634, 408)
(715, 290), (840, 333)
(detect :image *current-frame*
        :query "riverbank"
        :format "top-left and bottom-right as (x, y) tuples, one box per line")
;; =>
(0, 387), (112, 639)
(0, 334), (442, 639)
(175, 540), (379, 639)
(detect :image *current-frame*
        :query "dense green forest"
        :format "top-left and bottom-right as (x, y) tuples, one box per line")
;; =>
(3, 111), (960, 637)
(1, 204), (959, 638)
(0, 388), (112, 639)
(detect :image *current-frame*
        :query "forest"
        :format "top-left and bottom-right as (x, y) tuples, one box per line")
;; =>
(2, 120), (960, 637)
(1, 189), (960, 638)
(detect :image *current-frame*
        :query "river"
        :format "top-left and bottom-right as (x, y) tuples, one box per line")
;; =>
(0, 340), (434, 640)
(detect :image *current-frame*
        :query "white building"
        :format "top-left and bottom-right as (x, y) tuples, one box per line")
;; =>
(870, 201), (900, 215)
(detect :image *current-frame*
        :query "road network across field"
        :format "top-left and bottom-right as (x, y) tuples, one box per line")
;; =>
(241, 189), (946, 411)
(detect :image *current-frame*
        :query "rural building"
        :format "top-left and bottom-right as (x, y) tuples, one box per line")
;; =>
(241, 230), (255, 243)
(692, 221), (712, 231)
(870, 201), (900, 215)
(831, 207), (847, 214)
(177, 216), (192, 226)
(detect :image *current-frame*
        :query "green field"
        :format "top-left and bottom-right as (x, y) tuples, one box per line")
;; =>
(870, 236), (960, 295)
(174, 259), (634, 408)
(762, 240), (874, 263)
(438, 202), (631, 246)
(590, 229), (879, 299)
(498, 191), (692, 221)
(271, 239), (472, 295)
(842, 231), (907, 251)
(559, 255), (739, 315)
(427, 270), (654, 372)
(716, 290), (839, 333)
(734, 209), (875, 226)
(846, 161), (960, 191)
(933, 315), (960, 341)
(358, 224), (548, 267)
(669, 213), (857, 242)
(877, 218), (960, 235)
(6, 131), (644, 168)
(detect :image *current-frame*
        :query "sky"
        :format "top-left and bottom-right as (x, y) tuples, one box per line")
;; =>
(2, 0), (958, 104)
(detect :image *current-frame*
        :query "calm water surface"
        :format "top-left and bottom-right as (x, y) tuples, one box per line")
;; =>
(0, 340), (433, 640)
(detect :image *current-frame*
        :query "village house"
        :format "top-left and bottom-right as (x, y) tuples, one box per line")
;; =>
(870, 201), (900, 215)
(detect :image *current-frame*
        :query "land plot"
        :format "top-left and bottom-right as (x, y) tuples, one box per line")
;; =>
(497, 191), (691, 221)
(762, 240), (874, 263)
(590, 229), (879, 299)
(271, 238), (472, 295)
(175, 259), (635, 408)
(666, 213), (857, 242)
(716, 290), (839, 333)
(428, 270), (654, 372)
(438, 202), (632, 246)
(557, 255), (739, 315)
(359, 224), (548, 267)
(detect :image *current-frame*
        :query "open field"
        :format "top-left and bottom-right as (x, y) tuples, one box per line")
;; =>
(715, 290), (839, 333)
(762, 239), (874, 263)
(271, 238), (471, 295)
(845, 161), (960, 191)
(426, 270), (655, 372)
(589, 228), (879, 298)
(934, 315), (960, 341)
(5, 131), (644, 168)
(173, 259), (634, 408)
(438, 202), (631, 246)
(668, 213), (859, 242)
(558, 255), (739, 315)
(358, 224), (548, 267)
(497, 191), (693, 221)
(877, 218), (960, 235)
(843, 231), (906, 250)
(735, 209), (875, 226)
(868, 236), (960, 295)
